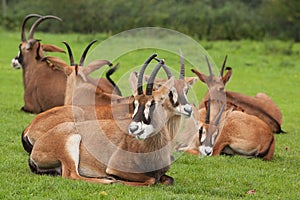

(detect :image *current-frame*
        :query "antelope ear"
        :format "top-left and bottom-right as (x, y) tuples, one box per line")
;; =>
(83, 59), (112, 76)
(185, 76), (198, 86)
(153, 77), (174, 102)
(129, 71), (138, 95)
(191, 69), (208, 83)
(42, 56), (72, 75)
(42, 44), (65, 53)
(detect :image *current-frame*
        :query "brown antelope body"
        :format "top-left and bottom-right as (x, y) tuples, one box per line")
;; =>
(29, 59), (183, 186)
(191, 56), (275, 160)
(12, 14), (67, 113)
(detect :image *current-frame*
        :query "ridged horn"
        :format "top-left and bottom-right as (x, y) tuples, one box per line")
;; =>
(21, 14), (42, 42)
(214, 103), (225, 126)
(137, 53), (158, 95)
(28, 15), (62, 40)
(220, 55), (228, 77)
(145, 59), (165, 95)
(179, 49), (185, 79)
(62, 41), (74, 66)
(205, 56), (213, 77)
(79, 40), (97, 66)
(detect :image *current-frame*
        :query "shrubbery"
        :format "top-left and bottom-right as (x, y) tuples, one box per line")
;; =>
(1, 0), (299, 41)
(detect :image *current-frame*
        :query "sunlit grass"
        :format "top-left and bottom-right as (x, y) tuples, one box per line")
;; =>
(0, 28), (299, 199)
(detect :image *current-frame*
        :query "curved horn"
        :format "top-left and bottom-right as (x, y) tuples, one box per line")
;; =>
(179, 49), (185, 79)
(214, 103), (225, 126)
(162, 65), (173, 79)
(205, 99), (211, 124)
(28, 15), (62, 40)
(62, 41), (74, 66)
(154, 57), (173, 79)
(137, 53), (158, 95)
(220, 55), (228, 77)
(79, 40), (97, 66)
(205, 56), (213, 77)
(146, 59), (165, 95)
(21, 14), (42, 42)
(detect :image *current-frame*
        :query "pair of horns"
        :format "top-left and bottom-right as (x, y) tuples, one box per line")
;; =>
(137, 54), (165, 96)
(205, 55), (228, 78)
(205, 99), (225, 126)
(62, 40), (103, 66)
(21, 14), (62, 42)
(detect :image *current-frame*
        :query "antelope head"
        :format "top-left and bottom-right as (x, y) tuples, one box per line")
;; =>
(192, 55), (232, 126)
(143, 51), (197, 117)
(12, 14), (65, 69)
(198, 99), (226, 156)
(128, 54), (174, 140)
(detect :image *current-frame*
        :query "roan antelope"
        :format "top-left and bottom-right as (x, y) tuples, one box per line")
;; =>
(190, 57), (275, 160)
(12, 14), (67, 113)
(29, 58), (183, 186)
(197, 99), (275, 160)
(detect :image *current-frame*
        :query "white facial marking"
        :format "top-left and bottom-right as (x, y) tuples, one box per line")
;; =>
(133, 100), (139, 118)
(199, 146), (213, 156)
(128, 121), (154, 140)
(200, 128), (206, 143)
(144, 101), (152, 120)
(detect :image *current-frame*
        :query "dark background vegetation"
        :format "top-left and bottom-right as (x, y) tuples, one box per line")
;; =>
(1, 0), (300, 41)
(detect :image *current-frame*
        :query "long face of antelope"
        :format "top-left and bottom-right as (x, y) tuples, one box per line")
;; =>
(170, 79), (193, 117)
(128, 95), (161, 140)
(198, 124), (219, 156)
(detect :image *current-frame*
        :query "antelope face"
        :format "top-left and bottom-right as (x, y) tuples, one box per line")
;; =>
(128, 77), (174, 140)
(12, 46), (23, 69)
(128, 96), (156, 140)
(198, 125), (219, 156)
(170, 79), (196, 117)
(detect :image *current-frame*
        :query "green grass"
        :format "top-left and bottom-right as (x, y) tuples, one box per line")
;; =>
(1, 28), (300, 199)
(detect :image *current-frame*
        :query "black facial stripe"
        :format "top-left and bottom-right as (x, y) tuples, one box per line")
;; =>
(168, 92), (179, 107)
(35, 42), (41, 60)
(132, 100), (155, 125)
(17, 44), (24, 65)
(199, 127), (203, 144)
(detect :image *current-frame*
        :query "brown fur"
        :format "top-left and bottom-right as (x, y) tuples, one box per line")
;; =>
(29, 78), (177, 186)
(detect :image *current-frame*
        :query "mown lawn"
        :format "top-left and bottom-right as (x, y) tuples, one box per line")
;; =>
(0, 28), (299, 199)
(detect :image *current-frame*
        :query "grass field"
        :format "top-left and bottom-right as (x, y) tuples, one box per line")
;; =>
(0, 27), (300, 199)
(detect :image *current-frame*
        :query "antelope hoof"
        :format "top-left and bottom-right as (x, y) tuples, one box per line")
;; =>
(159, 175), (174, 185)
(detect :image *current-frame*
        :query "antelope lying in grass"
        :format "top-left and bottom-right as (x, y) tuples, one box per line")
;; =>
(197, 99), (275, 160)
(21, 49), (133, 154)
(197, 56), (283, 133)
(29, 58), (184, 186)
(21, 53), (196, 155)
(189, 57), (275, 159)
(12, 14), (67, 113)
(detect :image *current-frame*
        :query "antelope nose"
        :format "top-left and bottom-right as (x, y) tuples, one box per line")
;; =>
(184, 106), (193, 116)
(205, 148), (212, 156)
(129, 124), (138, 134)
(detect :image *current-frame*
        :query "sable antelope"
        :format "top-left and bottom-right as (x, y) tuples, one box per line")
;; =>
(12, 14), (67, 113)
(196, 56), (283, 133)
(29, 58), (182, 186)
(197, 99), (275, 160)
(21, 53), (195, 158)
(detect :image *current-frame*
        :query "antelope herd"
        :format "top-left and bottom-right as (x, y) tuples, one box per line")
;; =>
(13, 14), (284, 186)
